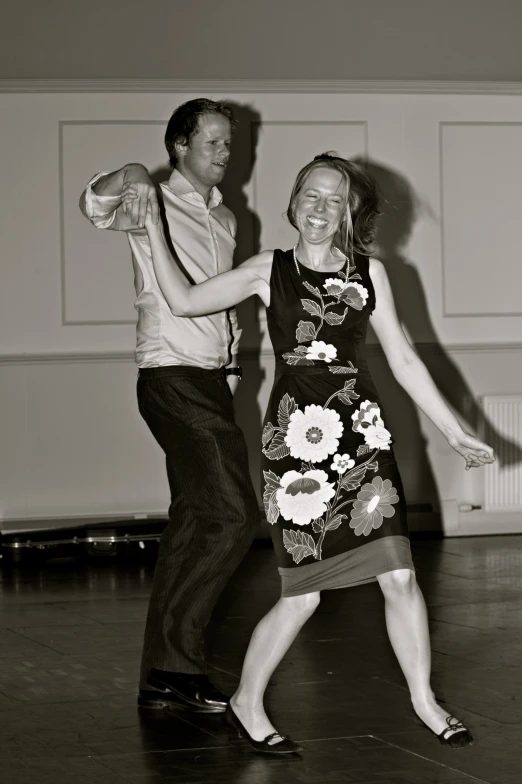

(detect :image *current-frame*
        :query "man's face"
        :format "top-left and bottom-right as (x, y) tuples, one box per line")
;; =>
(177, 113), (232, 191)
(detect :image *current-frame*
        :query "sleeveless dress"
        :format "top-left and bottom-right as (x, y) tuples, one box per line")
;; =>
(262, 249), (414, 597)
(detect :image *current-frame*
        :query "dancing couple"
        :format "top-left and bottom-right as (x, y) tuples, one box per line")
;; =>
(81, 98), (494, 754)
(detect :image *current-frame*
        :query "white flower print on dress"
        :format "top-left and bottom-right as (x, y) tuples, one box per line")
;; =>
(330, 453), (355, 474)
(362, 423), (392, 451)
(341, 282), (369, 309)
(351, 400), (392, 451)
(262, 253), (403, 563)
(283, 260), (371, 367)
(349, 476), (399, 536)
(305, 341), (337, 363)
(323, 278), (348, 296)
(276, 470), (336, 526)
(285, 404), (344, 463)
(323, 278), (369, 310)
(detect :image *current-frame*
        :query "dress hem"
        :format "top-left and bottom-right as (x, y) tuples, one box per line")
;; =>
(278, 535), (414, 597)
(280, 562), (415, 597)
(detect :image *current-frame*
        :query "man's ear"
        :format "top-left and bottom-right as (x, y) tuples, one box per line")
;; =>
(175, 136), (189, 157)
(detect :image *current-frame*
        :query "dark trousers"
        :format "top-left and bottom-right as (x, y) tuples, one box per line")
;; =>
(136, 366), (258, 685)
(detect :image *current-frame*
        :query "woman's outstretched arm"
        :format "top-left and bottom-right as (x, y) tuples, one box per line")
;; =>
(369, 258), (495, 469)
(144, 212), (272, 316)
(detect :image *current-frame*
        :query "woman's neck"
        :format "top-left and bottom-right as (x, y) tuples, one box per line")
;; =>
(295, 241), (344, 271)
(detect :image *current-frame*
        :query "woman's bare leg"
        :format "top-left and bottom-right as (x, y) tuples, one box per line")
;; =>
(377, 569), (461, 733)
(230, 592), (320, 741)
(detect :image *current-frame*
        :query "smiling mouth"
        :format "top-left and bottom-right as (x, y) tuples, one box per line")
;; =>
(306, 216), (328, 228)
(214, 161), (228, 168)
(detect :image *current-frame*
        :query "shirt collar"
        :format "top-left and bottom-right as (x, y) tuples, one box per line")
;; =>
(166, 169), (223, 210)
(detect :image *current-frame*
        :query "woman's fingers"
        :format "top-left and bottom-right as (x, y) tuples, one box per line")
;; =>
(138, 189), (159, 228)
(120, 183), (158, 226)
(463, 447), (496, 469)
(131, 192), (141, 225)
(121, 185), (138, 215)
(148, 191), (160, 225)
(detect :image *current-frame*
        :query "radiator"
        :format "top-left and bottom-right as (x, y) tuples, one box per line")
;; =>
(481, 395), (522, 511)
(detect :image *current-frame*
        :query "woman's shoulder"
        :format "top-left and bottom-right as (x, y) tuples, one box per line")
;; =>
(244, 250), (275, 267)
(272, 248), (293, 264)
(368, 257), (386, 282)
(368, 256), (384, 272)
(367, 258), (394, 304)
(244, 249), (290, 269)
(249, 249), (293, 285)
(240, 250), (275, 282)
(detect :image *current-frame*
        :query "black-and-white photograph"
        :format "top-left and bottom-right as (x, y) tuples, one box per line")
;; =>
(1, 2), (521, 782)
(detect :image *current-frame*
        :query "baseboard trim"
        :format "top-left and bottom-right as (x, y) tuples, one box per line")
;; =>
(454, 510), (522, 537)
(0, 512), (168, 535)
(2, 509), (518, 549)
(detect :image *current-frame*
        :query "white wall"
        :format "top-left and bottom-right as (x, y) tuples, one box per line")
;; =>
(1, 86), (522, 533)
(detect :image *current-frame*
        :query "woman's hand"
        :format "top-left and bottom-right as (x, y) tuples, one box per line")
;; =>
(120, 173), (159, 228)
(144, 202), (160, 232)
(122, 185), (160, 235)
(447, 430), (496, 470)
(121, 184), (139, 217)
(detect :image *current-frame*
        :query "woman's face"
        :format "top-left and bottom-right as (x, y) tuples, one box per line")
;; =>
(293, 166), (348, 246)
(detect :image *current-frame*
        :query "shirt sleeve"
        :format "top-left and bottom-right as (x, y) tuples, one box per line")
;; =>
(82, 172), (121, 229)
(228, 307), (243, 356)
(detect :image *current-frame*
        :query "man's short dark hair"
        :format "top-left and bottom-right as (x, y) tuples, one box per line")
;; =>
(164, 98), (235, 167)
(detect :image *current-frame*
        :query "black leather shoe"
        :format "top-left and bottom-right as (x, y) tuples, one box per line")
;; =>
(412, 709), (474, 749)
(138, 689), (214, 713)
(145, 669), (229, 713)
(225, 704), (303, 754)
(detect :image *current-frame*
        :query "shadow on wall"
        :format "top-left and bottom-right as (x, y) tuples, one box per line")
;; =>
(360, 158), (522, 523)
(149, 103), (265, 506)
(220, 103), (265, 507)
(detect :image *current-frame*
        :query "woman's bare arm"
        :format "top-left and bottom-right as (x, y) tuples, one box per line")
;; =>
(145, 216), (272, 315)
(369, 258), (495, 466)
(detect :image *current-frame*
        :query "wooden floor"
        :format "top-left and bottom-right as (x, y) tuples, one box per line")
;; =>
(0, 534), (521, 784)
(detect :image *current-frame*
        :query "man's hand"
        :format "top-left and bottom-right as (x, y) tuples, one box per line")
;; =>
(121, 164), (160, 228)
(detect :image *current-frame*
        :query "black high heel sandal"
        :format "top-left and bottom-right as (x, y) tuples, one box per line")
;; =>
(412, 710), (474, 748)
(225, 704), (303, 754)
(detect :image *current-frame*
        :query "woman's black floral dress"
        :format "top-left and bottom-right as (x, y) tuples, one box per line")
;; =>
(262, 249), (414, 597)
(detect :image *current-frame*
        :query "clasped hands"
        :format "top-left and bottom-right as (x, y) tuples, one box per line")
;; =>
(120, 165), (160, 229)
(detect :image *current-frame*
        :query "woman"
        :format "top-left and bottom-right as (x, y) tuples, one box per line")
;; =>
(129, 153), (495, 755)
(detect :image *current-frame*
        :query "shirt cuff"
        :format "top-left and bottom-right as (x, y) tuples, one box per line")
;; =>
(83, 172), (121, 228)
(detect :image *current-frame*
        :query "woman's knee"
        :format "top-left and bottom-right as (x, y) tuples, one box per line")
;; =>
(281, 591), (321, 616)
(377, 568), (417, 598)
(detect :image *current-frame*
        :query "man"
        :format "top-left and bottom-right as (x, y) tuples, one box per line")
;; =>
(80, 99), (258, 713)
